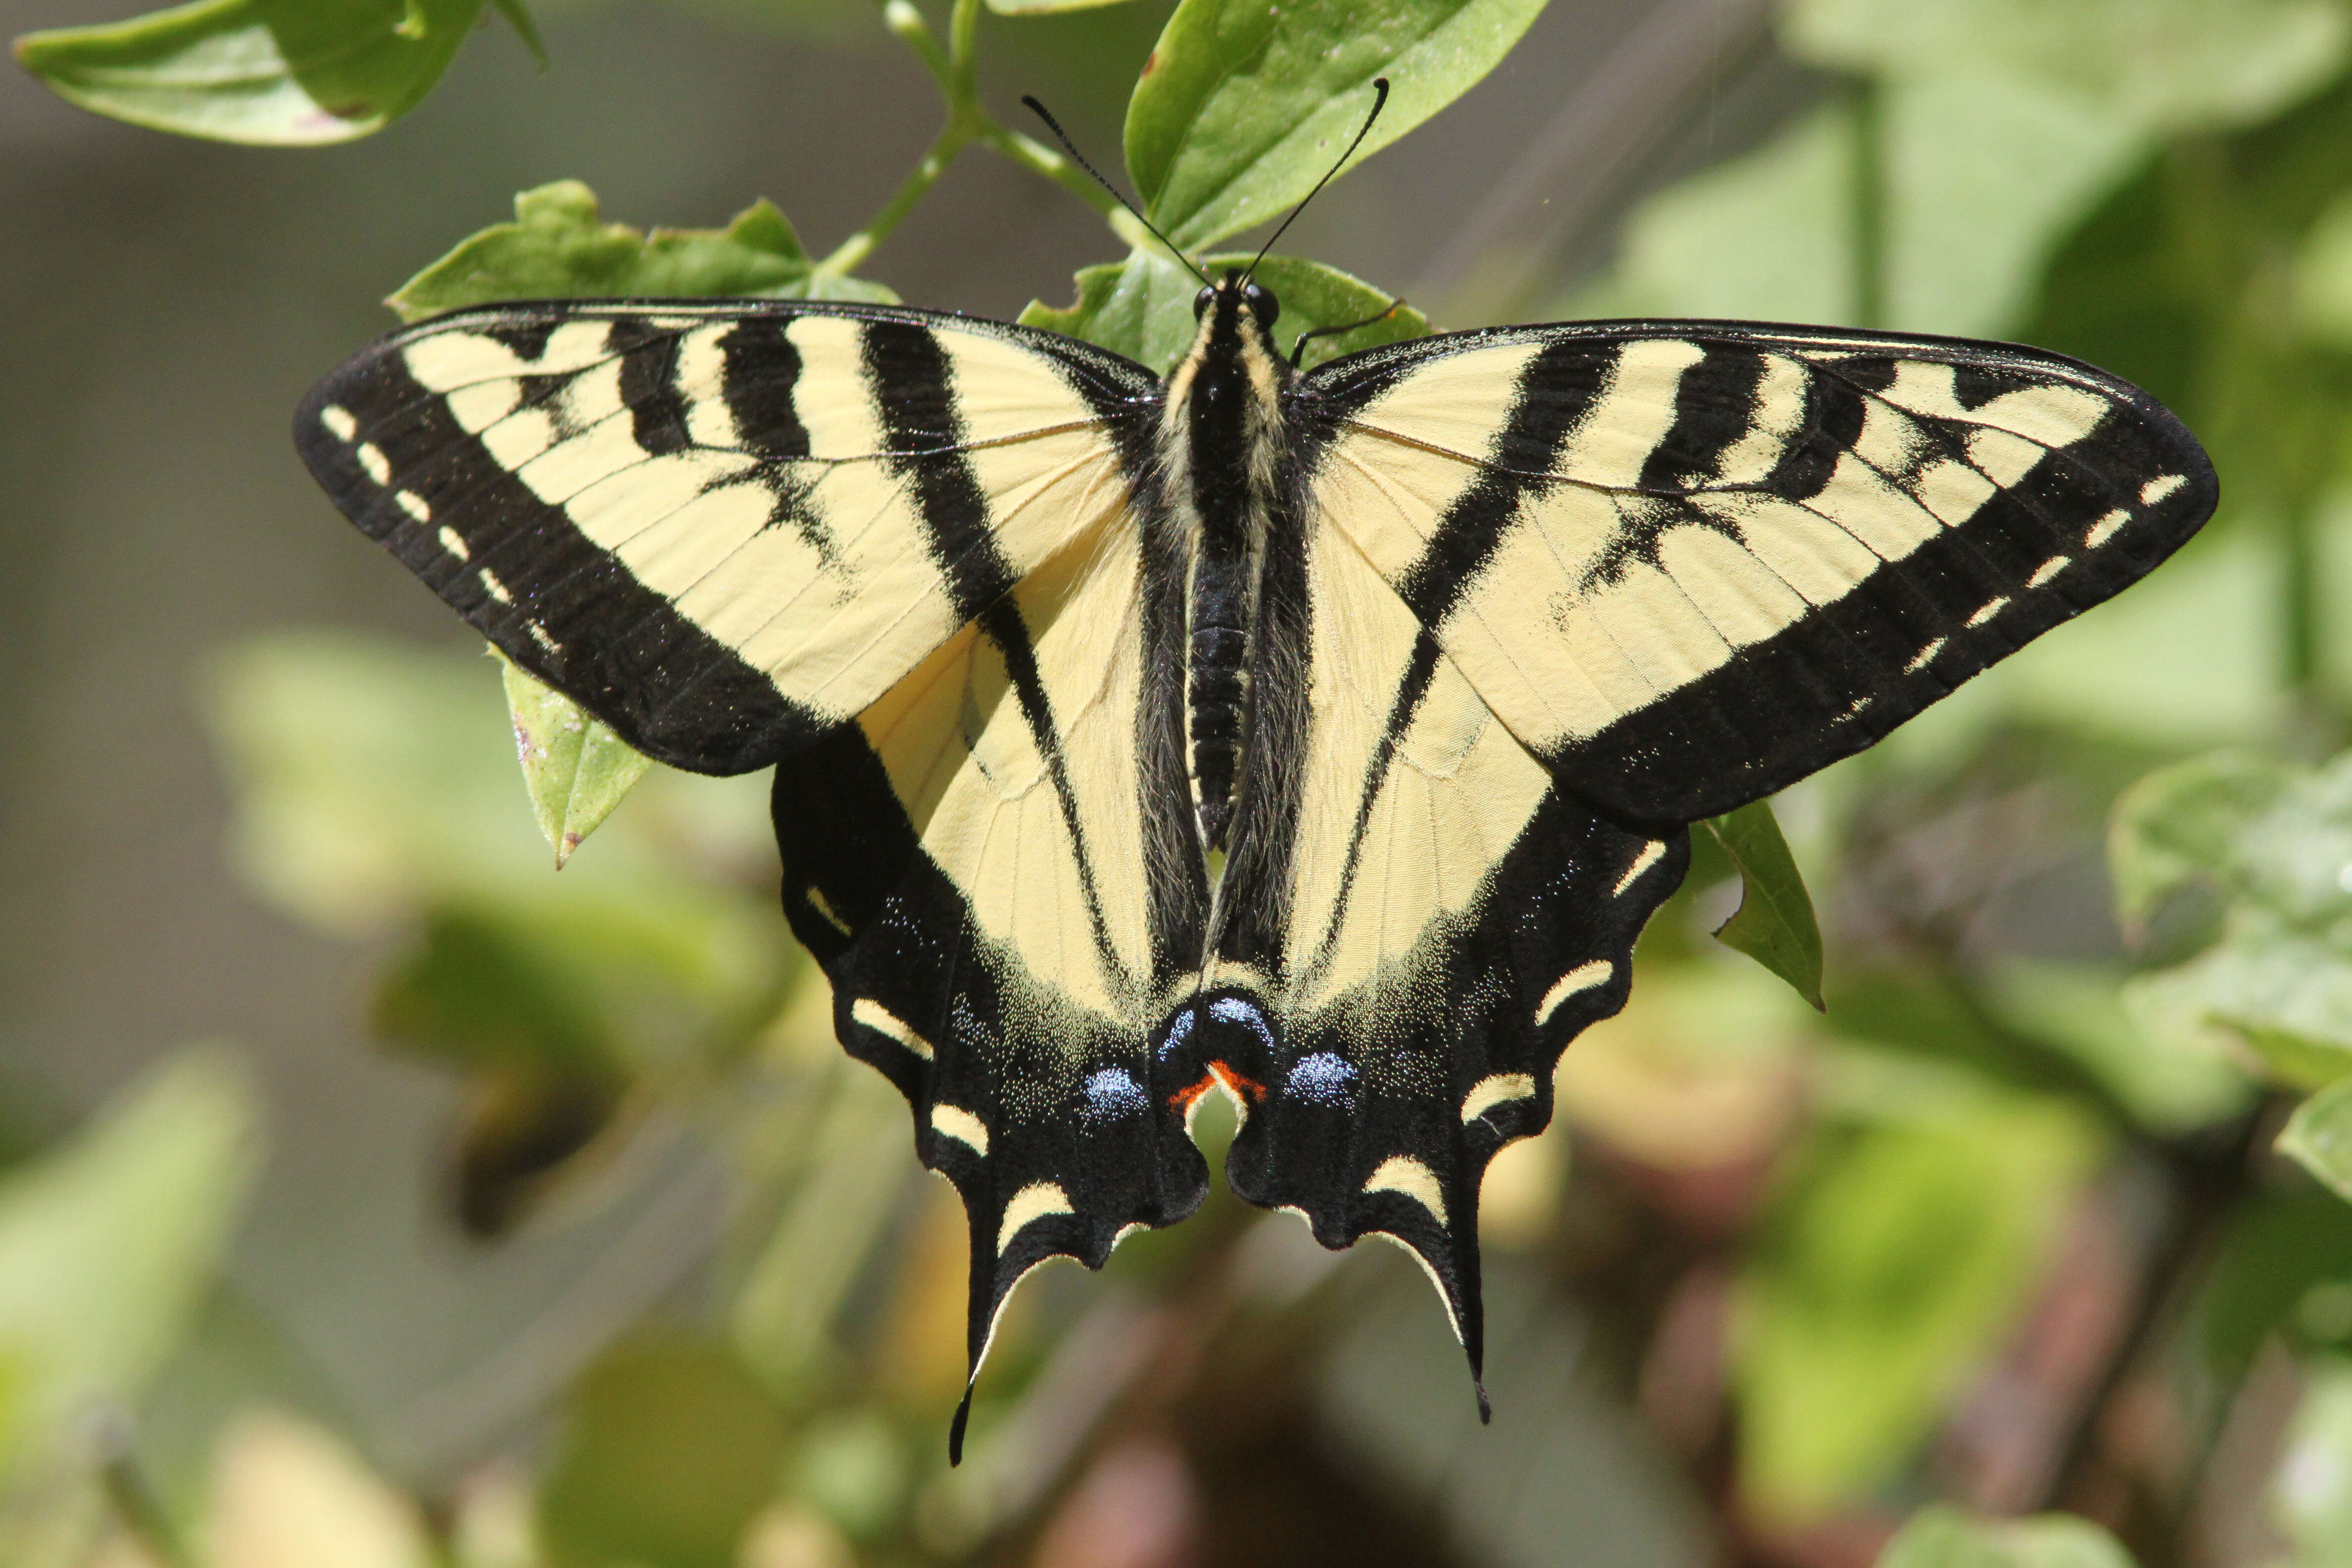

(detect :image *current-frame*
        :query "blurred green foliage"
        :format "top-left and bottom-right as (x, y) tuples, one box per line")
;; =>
(24, 0), (2352, 1562)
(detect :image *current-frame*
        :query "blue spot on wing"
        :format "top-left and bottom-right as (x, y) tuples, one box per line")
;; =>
(1286, 1052), (1357, 1106)
(1081, 1067), (1148, 1123)
(1209, 996), (1277, 1052)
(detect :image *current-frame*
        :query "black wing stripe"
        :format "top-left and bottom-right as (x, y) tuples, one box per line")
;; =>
(1301, 320), (2216, 825)
(298, 299), (1161, 775)
(1391, 341), (1606, 628)
(866, 320), (1022, 624)
(296, 355), (814, 776)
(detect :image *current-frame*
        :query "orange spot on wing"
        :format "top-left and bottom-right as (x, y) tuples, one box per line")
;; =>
(1208, 1062), (1267, 1104)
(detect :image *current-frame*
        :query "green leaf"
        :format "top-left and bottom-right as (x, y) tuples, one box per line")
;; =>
(2108, 751), (2352, 1088)
(1590, 0), (2346, 340)
(987, 0), (1132, 11)
(1020, 248), (1427, 375)
(1125, 0), (1547, 250)
(0, 1050), (260, 1482)
(1878, 1504), (2136, 1568)
(1702, 802), (1826, 1011)
(2126, 937), (2352, 1089)
(14, 0), (484, 145)
(727, 1063), (909, 1397)
(1786, 0), (2349, 136)
(376, 892), (784, 1082)
(205, 631), (776, 934)
(2283, 1075), (2352, 1200)
(539, 1328), (788, 1568)
(1735, 1094), (2100, 1521)
(375, 891), (784, 1232)
(496, 650), (651, 868)
(2200, 1186), (2352, 1377)
(388, 182), (898, 322)
(1978, 960), (2251, 1134)
(2108, 750), (2299, 936)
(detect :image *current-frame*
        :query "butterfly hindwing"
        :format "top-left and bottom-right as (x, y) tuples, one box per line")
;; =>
(1298, 320), (2217, 825)
(770, 490), (1210, 1452)
(1197, 517), (1688, 1384)
(296, 299), (1157, 774)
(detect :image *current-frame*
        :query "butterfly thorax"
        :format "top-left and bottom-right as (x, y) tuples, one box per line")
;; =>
(1161, 274), (1292, 854)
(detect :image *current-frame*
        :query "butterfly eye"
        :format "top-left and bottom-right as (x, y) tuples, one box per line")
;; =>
(1194, 286), (1215, 318)
(1247, 284), (1279, 329)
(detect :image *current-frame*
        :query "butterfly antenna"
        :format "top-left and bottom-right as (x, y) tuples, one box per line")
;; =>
(1022, 96), (1212, 286)
(1243, 77), (1391, 285)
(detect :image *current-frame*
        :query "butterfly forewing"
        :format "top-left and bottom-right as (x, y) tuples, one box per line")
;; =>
(299, 289), (2215, 1449)
(1297, 321), (2217, 825)
(296, 299), (1158, 775)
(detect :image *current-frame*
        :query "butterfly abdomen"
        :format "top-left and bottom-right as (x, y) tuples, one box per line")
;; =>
(1167, 282), (1291, 854)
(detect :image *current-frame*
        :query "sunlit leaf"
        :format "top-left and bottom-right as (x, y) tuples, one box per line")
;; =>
(389, 182), (897, 322)
(207, 1410), (432, 1568)
(0, 1050), (261, 1481)
(1877, 1503), (2136, 1568)
(14, 0), (484, 146)
(2127, 937), (2352, 1089)
(987, 0), (1132, 11)
(496, 651), (651, 869)
(1021, 248), (1426, 375)
(1787, 0), (2349, 135)
(1125, 0), (1546, 249)
(1735, 1093), (2101, 1521)
(1596, 0), (2347, 340)
(2108, 750), (2299, 936)
(2283, 1076), (2352, 1201)
(2271, 1353), (2352, 1560)
(1702, 802), (1825, 1012)
(1567, 103), (1856, 325)
(2110, 751), (2352, 1087)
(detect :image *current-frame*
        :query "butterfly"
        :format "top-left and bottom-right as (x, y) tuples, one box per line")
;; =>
(295, 89), (2215, 1459)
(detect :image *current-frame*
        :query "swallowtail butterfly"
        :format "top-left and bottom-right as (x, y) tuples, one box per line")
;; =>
(296, 92), (2214, 1457)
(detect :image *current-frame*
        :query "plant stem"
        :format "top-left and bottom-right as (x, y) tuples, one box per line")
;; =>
(880, 0), (951, 90)
(948, 0), (980, 102)
(978, 122), (1122, 220)
(815, 120), (974, 278)
(835, 0), (1124, 278)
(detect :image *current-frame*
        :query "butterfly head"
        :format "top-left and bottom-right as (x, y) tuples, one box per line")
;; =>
(1195, 270), (1280, 332)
